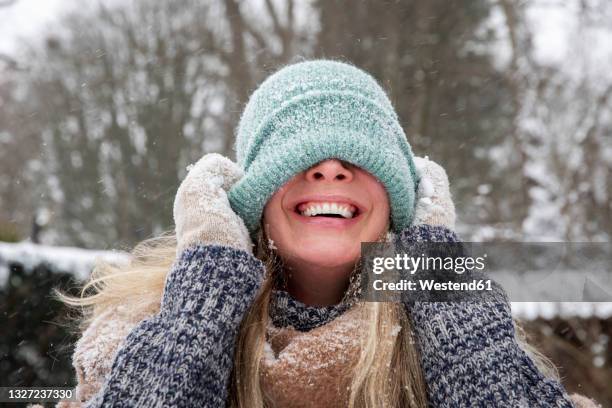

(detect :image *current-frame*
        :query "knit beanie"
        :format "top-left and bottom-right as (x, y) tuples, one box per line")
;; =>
(228, 59), (419, 236)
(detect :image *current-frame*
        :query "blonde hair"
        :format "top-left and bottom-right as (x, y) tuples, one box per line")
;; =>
(57, 224), (559, 408)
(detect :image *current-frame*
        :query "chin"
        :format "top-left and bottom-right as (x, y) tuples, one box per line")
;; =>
(296, 240), (361, 268)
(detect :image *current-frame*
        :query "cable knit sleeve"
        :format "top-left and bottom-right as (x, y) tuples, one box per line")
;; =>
(54, 298), (161, 408)
(398, 224), (577, 408)
(76, 244), (264, 408)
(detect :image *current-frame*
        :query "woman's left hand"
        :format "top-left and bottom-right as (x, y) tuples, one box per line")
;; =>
(412, 156), (456, 229)
(396, 158), (577, 406)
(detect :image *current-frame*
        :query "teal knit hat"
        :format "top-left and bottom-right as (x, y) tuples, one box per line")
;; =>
(228, 59), (419, 236)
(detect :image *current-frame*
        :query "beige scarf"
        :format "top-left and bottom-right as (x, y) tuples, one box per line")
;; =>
(258, 302), (601, 408)
(260, 304), (371, 408)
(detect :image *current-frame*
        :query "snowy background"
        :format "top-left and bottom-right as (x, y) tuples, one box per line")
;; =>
(0, 0), (611, 404)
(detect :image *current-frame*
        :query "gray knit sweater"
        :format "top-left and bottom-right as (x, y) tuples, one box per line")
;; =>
(83, 225), (575, 408)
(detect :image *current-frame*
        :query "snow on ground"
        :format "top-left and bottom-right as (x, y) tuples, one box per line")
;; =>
(0, 240), (129, 284)
(511, 302), (612, 320)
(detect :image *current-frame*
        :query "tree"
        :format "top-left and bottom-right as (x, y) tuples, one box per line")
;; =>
(16, 0), (307, 248)
(3, 0), (610, 246)
(0, 74), (45, 242)
(315, 0), (514, 230)
(498, 0), (612, 240)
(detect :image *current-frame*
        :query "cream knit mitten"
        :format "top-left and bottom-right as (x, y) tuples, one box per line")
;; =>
(412, 156), (456, 229)
(173, 153), (252, 254)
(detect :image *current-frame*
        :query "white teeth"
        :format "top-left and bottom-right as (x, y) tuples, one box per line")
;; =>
(300, 202), (355, 219)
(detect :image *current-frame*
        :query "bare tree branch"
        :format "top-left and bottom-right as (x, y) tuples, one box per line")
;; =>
(264, 0), (284, 38)
(264, 0), (294, 62)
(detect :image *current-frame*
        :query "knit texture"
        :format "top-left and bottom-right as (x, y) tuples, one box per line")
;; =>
(228, 59), (419, 236)
(81, 244), (265, 407)
(261, 304), (370, 408)
(269, 288), (352, 332)
(398, 225), (577, 407)
(56, 228), (599, 408)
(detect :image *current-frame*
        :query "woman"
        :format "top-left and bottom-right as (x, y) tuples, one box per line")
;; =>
(54, 60), (598, 407)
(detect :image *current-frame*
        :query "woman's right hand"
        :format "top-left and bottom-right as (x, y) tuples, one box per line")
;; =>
(70, 156), (264, 407)
(173, 153), (253, 254)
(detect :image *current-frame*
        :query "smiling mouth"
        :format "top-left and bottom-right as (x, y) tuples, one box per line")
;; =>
(296, 201), (360, 219)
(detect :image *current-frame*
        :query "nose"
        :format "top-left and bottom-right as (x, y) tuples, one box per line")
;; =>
(305, 159), (354, 183)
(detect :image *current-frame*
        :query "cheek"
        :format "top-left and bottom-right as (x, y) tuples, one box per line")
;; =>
(262, 194), (291, 249)
(361, 177), (391, 238)
(362, 204), (390, 242)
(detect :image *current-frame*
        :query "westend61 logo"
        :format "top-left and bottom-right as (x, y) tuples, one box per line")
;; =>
(359, 242), (612, 303)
